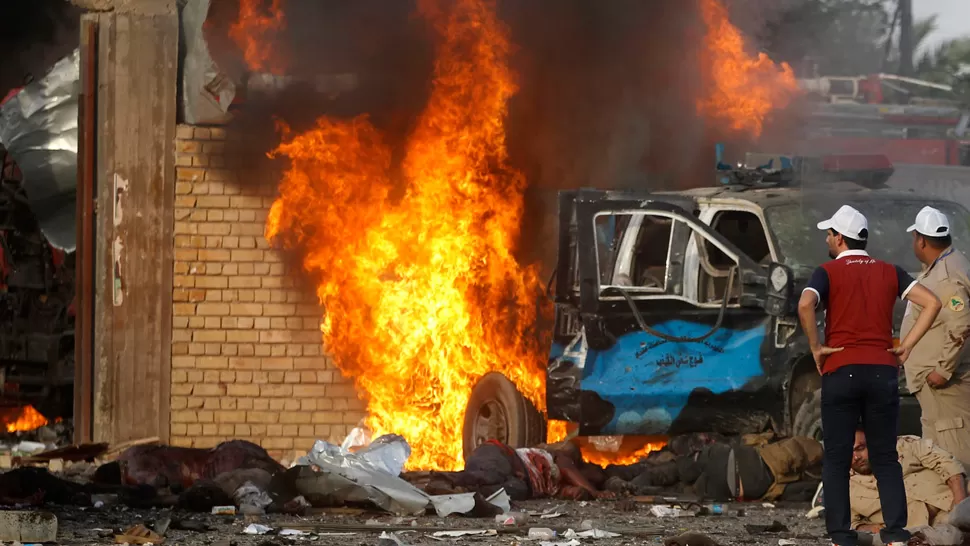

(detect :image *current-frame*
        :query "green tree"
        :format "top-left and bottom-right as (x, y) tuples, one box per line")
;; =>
(916, 37), (970, 102)
(760, 0), (894, 76)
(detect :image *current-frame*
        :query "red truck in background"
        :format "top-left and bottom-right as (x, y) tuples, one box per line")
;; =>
(796, 74), (970, 167)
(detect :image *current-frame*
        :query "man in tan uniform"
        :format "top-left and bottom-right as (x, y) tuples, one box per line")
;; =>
(850, 430), (968, 532)
(901, 206), (970, 467)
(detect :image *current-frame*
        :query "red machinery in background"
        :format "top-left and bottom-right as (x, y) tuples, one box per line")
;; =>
(796, 74), (970, 167)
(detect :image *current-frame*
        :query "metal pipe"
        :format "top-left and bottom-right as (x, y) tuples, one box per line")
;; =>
(74, 18), (98, 444)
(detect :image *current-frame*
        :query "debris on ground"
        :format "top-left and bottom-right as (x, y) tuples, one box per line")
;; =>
(745, 520), (790, 534)
(0, 430), (837, 545)
(664, 531), (721, 546)
(115, 523), (165, 545)
(0, 510), (58, 543)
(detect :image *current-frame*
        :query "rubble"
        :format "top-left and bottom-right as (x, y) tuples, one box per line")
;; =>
(0, 510), (57, 543)
(0, 431), (841, 546)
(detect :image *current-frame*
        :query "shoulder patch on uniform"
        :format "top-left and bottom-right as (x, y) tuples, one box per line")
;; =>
(949, 296), (965, 312)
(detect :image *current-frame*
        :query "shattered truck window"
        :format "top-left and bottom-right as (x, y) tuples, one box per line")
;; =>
(594, 213), (673, 291)
(594, 213), (631, 286)
(764, 200), (970, 274)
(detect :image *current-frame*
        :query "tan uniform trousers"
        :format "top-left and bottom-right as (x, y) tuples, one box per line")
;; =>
(917, 374), (970, 469)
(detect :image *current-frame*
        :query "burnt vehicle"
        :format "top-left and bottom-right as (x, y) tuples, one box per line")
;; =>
(462, 153), (970, 457)
(0, 148), (75, 420)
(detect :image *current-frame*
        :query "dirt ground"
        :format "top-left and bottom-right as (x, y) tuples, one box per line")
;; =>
(49, 499), (828, 546)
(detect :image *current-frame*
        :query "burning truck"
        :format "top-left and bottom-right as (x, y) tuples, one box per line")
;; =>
(463, 153), (970, 460)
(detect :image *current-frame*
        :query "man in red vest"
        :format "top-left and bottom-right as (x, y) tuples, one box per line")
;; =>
(797, 204), (942, 546)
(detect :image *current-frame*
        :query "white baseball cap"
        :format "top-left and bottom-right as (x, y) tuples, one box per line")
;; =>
(817, 205), (868, 240)
(907, 206), (950, 237)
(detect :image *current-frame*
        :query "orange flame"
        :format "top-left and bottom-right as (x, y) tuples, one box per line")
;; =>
(5, 405), (49, 433)
(547, 420), (570, 443)
(229, 0), (287, 74)
(580, 437), (668, 468)
(266, 0), (544, 471)
(697, 0), (799, 138)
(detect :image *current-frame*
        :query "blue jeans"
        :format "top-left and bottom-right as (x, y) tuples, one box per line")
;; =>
(821, 364), (910, 546)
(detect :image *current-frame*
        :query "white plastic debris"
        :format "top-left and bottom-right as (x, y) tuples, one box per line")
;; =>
(341, 421), (373, 452)
(539, 506), (564, 519)
(280, 529), (311, 537)
(243, 524), (272, 535)
(539, 541), (581, 546)
(12, 441), (46, 454)
(379, 531), (409, 546)
(762, 502), (776, 508)
(486, 488), (511, 513)
(805, 505), (825, 519)
(779, 540), (797, 546)
(650, 505), (683, 518)
(565, 529), (622, 539)
(529, 528), (557, 540)
(432, 530), (497, 538)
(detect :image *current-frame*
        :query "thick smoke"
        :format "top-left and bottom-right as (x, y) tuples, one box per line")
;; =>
(206, 0), (795, 272)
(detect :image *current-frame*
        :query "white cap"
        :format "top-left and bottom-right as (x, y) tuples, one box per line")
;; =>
(817, 205), (868, 240)
(907, 206), (950, 237)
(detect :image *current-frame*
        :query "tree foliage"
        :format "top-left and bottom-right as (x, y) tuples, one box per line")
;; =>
(759, 0), (970, 102)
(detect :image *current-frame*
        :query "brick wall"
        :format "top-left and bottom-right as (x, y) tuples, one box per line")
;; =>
(170, 124), (366, 458)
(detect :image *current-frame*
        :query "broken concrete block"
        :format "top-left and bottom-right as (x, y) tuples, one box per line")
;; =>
(0, 510), (57, 542)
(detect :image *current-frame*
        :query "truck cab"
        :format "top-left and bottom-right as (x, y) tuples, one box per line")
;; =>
(462, 156), (970, 459)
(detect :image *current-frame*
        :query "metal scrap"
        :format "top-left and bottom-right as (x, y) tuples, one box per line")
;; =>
(0, 50), (79, 251)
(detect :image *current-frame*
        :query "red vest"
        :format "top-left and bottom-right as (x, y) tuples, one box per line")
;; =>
(820, 255), (900, 373)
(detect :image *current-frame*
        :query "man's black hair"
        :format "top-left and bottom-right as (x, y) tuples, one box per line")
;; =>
(920, 230), (952, 250)
(831, 229), (868, 251)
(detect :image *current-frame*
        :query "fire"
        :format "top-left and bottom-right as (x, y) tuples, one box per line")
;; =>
(580, 438), (668, 468)
(5, 405), (48, 433)
(547, 420), (570, 443)
(266, 0), (545, 471)
(229, 0), (287, 74)
(697, 0), (798, 138)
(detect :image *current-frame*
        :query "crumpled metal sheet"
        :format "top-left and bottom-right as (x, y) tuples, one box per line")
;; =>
(0, 49), (79, 251)
(179, 0), (235, 124)
(297, 435), (508, 517)
(327, 433), (412, 477)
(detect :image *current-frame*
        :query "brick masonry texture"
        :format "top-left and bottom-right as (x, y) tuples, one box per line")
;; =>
(171, 125), (366, 458)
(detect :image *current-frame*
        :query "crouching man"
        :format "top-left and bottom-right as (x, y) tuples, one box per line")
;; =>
(851, 428), (969, 532)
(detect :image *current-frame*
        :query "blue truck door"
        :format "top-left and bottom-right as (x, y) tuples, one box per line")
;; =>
(571, 197), (774, 436)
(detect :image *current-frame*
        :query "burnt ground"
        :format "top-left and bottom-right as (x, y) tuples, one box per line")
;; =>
(48, 500), (827, 545)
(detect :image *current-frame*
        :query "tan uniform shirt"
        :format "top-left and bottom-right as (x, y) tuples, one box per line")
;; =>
(850, 435), (966, 529)
(900, 247), (970, 391)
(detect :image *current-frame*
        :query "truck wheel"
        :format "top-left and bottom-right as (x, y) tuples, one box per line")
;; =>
(792, 388), (823, 442)
(462, 372), (545, 462)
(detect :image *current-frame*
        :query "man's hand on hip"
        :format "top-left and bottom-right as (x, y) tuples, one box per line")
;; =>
(812, 344), (843, 374)
(889, 343), (914, 364)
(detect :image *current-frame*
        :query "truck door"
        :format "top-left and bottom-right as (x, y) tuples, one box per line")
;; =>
(572, 197), (775, 436)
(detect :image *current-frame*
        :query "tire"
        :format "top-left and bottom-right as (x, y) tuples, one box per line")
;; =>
(462, 372), (546, 462)
(792, 388), (823, 442)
